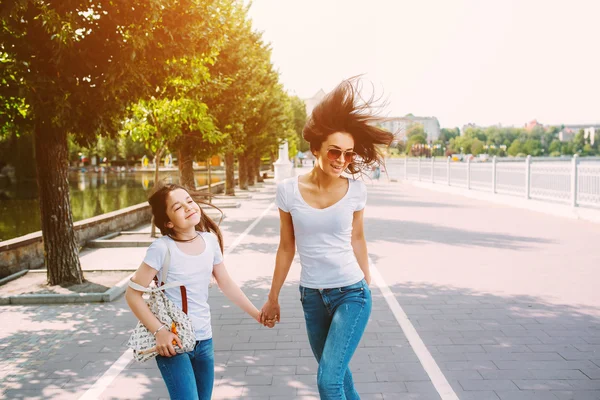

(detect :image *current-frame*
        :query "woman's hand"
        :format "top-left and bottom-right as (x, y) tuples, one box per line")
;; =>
(155, 327), (182, 357)
(260, 298), (280, 327)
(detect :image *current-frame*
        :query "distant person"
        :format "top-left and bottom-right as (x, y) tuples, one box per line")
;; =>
(260, 77), (393, 399)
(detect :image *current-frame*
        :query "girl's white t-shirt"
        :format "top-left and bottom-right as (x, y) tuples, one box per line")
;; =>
(276, 175), (367, 289)
(143, 232), (223, 341)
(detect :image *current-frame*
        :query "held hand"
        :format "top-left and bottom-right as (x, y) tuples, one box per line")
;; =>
(257, 311), (277, 328)
(260, 298), (280, 327)
(155, 328), (182, 357)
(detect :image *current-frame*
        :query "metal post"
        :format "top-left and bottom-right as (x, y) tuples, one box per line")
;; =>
(467, 157), (471, 190)
(447, 156), (451, 186)
(492, 156), (497, 194)
(525, 155), (531, 199)
(571, 154), (579, 207)
(417, 157), (421, 181)
(431, 157), (435, 183)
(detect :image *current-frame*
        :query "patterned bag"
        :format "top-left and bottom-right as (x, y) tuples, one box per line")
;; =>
(126, 245), (196, 362)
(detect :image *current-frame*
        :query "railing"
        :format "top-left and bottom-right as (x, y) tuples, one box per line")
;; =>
(385, 156), (600, 209)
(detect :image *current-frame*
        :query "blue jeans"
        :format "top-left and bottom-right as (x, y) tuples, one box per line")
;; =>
(155, 338), (214, 400)
(300, 279), (372, 400)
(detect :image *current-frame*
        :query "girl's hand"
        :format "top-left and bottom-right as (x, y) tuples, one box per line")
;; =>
(155, 328), (182, 357)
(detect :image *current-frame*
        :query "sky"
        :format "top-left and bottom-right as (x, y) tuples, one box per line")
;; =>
(246, 0), (600, 128)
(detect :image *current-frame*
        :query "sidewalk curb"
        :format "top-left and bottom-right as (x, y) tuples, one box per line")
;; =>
(0, 271), (134, 305)
(0, 269), (28, 287)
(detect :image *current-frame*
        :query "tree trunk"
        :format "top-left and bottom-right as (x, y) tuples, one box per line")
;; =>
(34, 121), (83, 286)
(238, 153), (249, 190)
(178, 138), (195, 190)
(247, 151), (256, 187)
(150, 146), (166, 238)
(224, 151), (235, 196)
(207, 159), (212, 204)
(255, 156), (264, 183)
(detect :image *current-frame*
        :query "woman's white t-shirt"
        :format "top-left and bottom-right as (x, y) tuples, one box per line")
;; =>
(276, 175), (367, 289)
(143, 232), (223, 341)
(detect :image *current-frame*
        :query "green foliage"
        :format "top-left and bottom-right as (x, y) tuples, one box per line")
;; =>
(406, 124), (425, 139)
(471, 139), (484, 156)
(406, 134), (427, 155)
(439, 127), (460, 143)
(508, 139), (524, 156)
(1, 0), (229, 138)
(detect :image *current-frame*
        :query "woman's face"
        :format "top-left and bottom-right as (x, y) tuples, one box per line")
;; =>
(314, 132), (356, 178)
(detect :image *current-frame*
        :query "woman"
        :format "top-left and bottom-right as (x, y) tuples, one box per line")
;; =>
(260, 78), (394, 399)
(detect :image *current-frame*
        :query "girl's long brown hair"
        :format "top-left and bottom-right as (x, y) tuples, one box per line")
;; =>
(303, 77), (395, 175)
(148, 184), (224, 253)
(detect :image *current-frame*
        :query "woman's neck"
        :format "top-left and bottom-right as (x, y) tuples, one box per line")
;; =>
(308, 166), (340, 189)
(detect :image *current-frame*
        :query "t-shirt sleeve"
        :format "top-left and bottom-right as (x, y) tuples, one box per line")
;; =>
(210, 232), (224, 265)
(143, 238), (168, 272)
(355, 180), (367, 211)
(275, 181), (290, 212)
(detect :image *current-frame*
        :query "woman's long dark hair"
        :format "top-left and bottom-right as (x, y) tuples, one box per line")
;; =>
(303, 77), (395, 175)
(148, 184), (224, 253)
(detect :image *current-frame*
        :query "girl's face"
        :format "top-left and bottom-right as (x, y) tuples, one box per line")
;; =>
(164, 189), (202, 231)
(314, 132), (356, 178)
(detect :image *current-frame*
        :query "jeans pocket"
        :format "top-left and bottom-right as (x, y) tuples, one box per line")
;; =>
(339, 279), (366, 293)
(299, 286), (305, 303)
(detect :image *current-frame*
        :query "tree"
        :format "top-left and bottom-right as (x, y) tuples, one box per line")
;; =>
(96, 135), (118, 162)
(582, 144), (595, 156)
(1, 0), (226, 285)
(439, 127), (460, 143)
(290, 96), (309, 153)
(574, 130), (586, 153)
(200, 3), (267, 195)
(471, 139), (484, 156)
(406, 134), (427, 156)
(118, 133), (148, 164)
(508, 139), (524, 157)
(548, 139), (562, 155)
(524, 139), (542, 156)
(406, 124), (425, 139)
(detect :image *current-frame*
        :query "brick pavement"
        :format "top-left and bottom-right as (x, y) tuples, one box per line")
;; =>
(1, 170), (599, 399)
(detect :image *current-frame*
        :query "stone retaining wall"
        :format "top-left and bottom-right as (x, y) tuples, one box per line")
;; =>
(0, 180), (232, 279)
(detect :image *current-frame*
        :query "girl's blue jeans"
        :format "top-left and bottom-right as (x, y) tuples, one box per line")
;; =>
(155, 338), (214, 400)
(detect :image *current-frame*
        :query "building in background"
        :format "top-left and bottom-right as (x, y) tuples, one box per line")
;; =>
(525, 119), (543, 131)
(380, 115), (440, 144)
(559, 124), (600, 142)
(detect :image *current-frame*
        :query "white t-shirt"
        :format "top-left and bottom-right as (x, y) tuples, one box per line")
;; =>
(143, 232), (223, 341)
(276, 175), (367, 289)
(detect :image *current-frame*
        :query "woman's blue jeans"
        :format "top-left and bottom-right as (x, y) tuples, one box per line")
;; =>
(155, 338), (214, 400)
(300, 279), (372, 399)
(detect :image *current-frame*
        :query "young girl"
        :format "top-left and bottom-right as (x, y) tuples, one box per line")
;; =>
(260, 78), (394, 399)
(126, 184), (267, 400)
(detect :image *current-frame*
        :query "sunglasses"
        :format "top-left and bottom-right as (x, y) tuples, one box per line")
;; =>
(327, 149), (357, 163)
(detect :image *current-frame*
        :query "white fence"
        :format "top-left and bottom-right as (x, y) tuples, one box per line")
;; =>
(385, 156), (600, 209)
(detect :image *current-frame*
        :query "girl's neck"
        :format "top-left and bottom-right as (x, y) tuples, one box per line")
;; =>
(308, 166), (342, 190)
(170, 227), (198, 241)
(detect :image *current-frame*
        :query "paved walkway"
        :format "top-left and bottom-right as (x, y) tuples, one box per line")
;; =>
(1, 168), (600, 399)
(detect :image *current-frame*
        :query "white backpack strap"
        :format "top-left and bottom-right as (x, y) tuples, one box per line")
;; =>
(127, 279), (184, 293)
(128, 239), (173, 293)
(160, 242), (171, 285)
